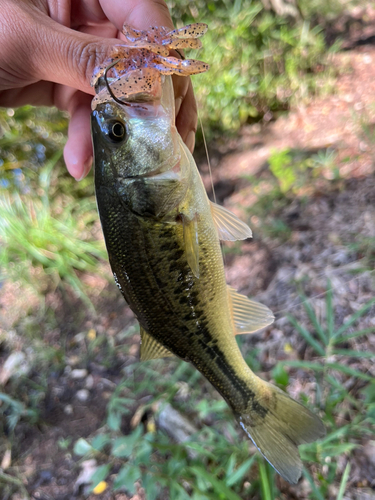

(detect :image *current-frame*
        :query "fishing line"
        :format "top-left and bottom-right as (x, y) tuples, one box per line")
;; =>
(198, 112), (216, 205)
(198, 110), (229, 269)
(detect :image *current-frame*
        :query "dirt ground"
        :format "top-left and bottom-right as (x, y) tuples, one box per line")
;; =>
(1, 13), (375, 500)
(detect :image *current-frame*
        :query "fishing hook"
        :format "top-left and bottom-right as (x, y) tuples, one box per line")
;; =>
(104, 59), (131, 107)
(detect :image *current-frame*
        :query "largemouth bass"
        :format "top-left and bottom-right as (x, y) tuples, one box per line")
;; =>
(91, 23), (325, 484)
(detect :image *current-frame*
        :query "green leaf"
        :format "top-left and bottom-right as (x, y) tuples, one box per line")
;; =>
(226, 456), (256, 487)
(287, 314), (325, 356)
(111, 427), (142, 458)
(89, 464), (111, 491)
(325, 375), (360, 408)
(336, 463), (350, 500)
(258, 458), (274, 500)
(321, 443), (357, 458)
(361, 381), (375, 404)
(272, 363), (289, 388)
(107, 411), (122, 432)
(325, 283), (334, 341)
(332, 299), (375, 338)
(134, 439), (153, 465)
(142, 473), (160, 500)
(325, 363), (373, 382)
(191, 466), (243, 500)
(91, 434), (111, 451)
(301, 296), (327, 345)
(73, 438), (92, 456)
(303, 468), (325, 500)
(169, 481), (192, 500)
(332, 348), (375, 359)
(184, 442), (217, 460)
(333, 327), (374, 345)
(114, 464), (141, 493)
(225, 453), (237, 479)
(280, 360), (373, 381)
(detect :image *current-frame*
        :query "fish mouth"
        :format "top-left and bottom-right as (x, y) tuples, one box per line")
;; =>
(121, 156), (181, 181)
(144, 158), (181, 180)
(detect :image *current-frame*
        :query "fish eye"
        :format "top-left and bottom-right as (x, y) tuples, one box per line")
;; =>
(105, 120), (127, 143)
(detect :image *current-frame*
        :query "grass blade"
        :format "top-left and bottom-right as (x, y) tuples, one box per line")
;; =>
(332, 299), (375, 339)
(191, 466), (243, 500)
(326, 282), (334, 341)
(333, 327), (374, 345)
(326, 362), (373, 381)
(258, 458), (273, 500)
(332, 348), (375, 359)
(287, 314), (325, 356)
(303, 468), (325, 500)
(325, 375), (360, 408)
(281, 360), (373, 381)
(336, 463), (350, 500)
(226, 456), (256, 487)
(301, 296), (327, 346)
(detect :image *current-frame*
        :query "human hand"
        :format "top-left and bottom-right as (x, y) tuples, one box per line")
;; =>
(0, 0), (197, 180)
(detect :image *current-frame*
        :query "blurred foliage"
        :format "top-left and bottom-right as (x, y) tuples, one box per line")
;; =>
(168, 0), (340, 136)
(240, 146), (340, 243)
(0, 106), (67, 191)
(0, 106), (94, 198)
(0, 108), (105, 305)
(268, 147), (339, 193)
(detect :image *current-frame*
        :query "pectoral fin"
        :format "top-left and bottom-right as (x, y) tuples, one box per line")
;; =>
(182, 215), (200, 278)
(228, 286), (274, 334)
(210, 202), (252, 241)
(140, 326), (175, 361)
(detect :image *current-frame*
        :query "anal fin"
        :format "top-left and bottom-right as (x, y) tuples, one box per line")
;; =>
(228, 286), (274, 334)
(140, 326), (175, 361)
(210, 202), (252, 241)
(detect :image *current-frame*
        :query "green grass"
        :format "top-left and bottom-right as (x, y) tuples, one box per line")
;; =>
(0, 157), (106, 308)
(167, 0), (337, 137)
(236, 146), (342, 243)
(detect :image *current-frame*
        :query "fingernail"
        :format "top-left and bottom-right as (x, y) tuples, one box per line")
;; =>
(185, 130), (196, 153)
(75, 156), (93, 181)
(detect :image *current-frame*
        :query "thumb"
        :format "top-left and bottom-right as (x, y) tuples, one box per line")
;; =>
(0, 1), (116, 95)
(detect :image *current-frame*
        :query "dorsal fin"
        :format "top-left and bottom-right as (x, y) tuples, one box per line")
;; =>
(140, 326), (175, 361)
(228, 286), (274, 334)
(210, 202), (252, 241)
(182, 215), (200, 278)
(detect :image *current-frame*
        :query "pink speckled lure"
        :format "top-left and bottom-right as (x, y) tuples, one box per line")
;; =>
(91, 23), (209, 109)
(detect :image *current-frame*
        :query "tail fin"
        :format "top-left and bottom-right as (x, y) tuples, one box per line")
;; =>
(236, 378), (325, 484)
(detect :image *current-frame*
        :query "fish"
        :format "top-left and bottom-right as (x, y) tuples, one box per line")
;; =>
(90, 23), (325, 484)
